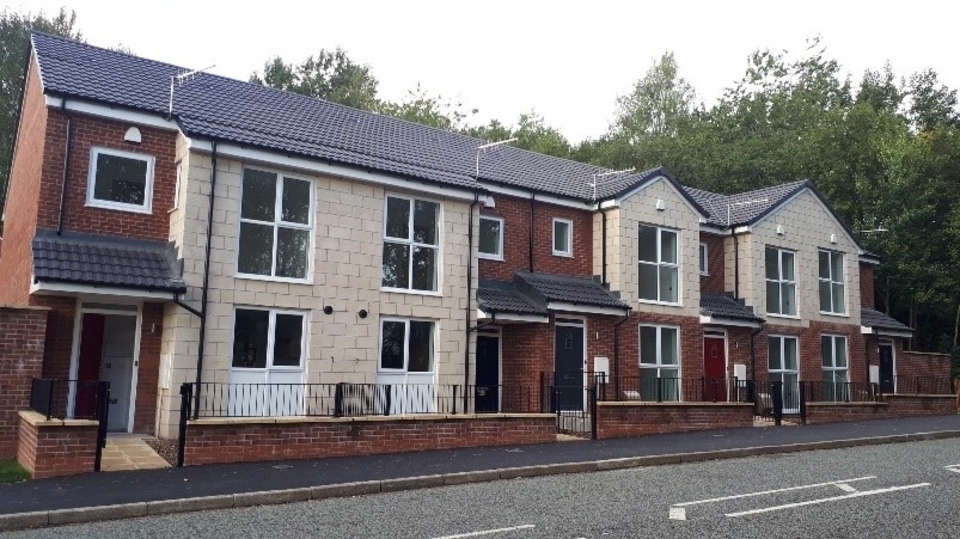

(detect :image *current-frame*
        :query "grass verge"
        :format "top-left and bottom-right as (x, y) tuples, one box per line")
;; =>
(0, 460), (30, 483)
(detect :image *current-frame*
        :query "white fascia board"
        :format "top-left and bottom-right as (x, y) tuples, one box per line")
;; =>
(860, 325), (913, 338)
(598, 199), (619, 210)
(614, 175), (708, 219)
(699, 315), (762, 329)
(31, 280), (175, 300)
(477, 309), (548, 323)
(859, 255), (881, 266)
(480, 182), (595, 211)
(700, 224), (728, 235)
(547, 302), (629, 317)
(44, 95), (180, 131)
(189, 140), (479, 202)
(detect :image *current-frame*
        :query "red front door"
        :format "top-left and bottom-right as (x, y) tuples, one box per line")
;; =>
(703, 336), (727, 401)
(75, 313), (105, 417)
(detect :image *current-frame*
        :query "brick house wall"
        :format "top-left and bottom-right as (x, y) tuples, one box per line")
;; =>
(700, 233), (726, 294)
(860, 262), (875, 309)
(0, 306), (48, 459)
(479, 195), (593, 281)
(755, 321), (866, 389)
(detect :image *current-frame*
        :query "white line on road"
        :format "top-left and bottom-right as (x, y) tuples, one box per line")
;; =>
(668, 507), (687, 521)
(725, 483), (931, 517)
(834, 483), (858, 493)
(431, 524), (536, 539)
(672, 476), (877, 507)
(945, 464), (960, 474)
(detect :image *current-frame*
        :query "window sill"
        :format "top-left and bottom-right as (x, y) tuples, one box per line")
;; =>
(819, 311), (849, 318)
(235, 273), (313, 286)
(552, 251), (573, 258)
(478, 254), (504, 262)
(766, 313), (800, 320)
(86, 200), (152, 215)
(381, 287), (443, 297)
(638, 299), (682, 308)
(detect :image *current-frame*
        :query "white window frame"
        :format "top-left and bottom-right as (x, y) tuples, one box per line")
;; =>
(552, 218), (573, 257)
(478, 215), (504, 261)
(699, 243), (709, 276)
(638, 324), (681, 401)
(377, 318), (436, 374)
(85, 146), (155, 214)
(818, 249), (846, 315)
(638, 225), (680, 305)
(172, 162), (182, 210)
(230, 307), (308, 373)
(382, 194), (442, 294)
(765, 246), (797, 317)
(768, 334), (800, 412)
(821, 334), (849, 401)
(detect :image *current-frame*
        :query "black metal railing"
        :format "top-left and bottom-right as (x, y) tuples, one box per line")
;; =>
(29, 379), (104, 420)
(602, 377), (750, 403)
(188, 382), (541, 419)
(891, 376), (954, 395)
(802, 381), (880, 403)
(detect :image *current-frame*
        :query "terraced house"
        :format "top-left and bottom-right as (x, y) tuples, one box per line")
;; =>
(0, 33), (948, 474)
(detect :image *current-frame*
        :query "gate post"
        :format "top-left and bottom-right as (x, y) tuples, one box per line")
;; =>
(93, 381), (110, 472)
(177, 383), (192, 468)
(772, 382), (783, 426)
(589, 387), (598, 440)
(799, 382), (807, 425)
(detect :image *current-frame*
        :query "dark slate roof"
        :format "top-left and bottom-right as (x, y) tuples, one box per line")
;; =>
(684, 181), (808, 227)
(514, 271), (630, 310)
(700, 292), (763, 323)
(861, 308), (913, 334)
(476, 280), (547, 315)
(31, 32), (677, 202)
(32, 229), (186, 293)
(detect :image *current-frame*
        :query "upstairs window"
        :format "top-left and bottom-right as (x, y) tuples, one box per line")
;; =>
(552, 218), (572, 257)
(237, 168), (313, 280)
(819, 250), (846, 314)
(699, 243), (709, 276)
(478, 216), (503, 260)
(86, 147), (155, 213)
(638, 225), (679, 304)
(765, 247), (796, 316)
(382, 195), (440, 292)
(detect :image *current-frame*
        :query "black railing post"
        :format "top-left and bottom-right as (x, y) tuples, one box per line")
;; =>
(177, 383), (192, 468)
(657, 378), (663, 403)
(334, 382), (344, 417)
(453, 385), (458, 415)
(772, 382), (783, 426)
(590, 387), (598, 440)
(93, 381), (110, 472)
(799, 382), (807, 425)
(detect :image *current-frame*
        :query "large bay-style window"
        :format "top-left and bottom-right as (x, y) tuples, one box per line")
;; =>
(768, 335), (800, 411)
(638, 225), (679, 304)
(638, 324), (680, 401)
(378, 318), (436, 414)
(229, 308), (307, 416)
(86, 147), (155, 213)
(819, 250), (846, 314)
(765, 247), (797, 316)
(382, 196), (440, 292)
(237, 168), (313, 280)
(821, 335), (849, 401)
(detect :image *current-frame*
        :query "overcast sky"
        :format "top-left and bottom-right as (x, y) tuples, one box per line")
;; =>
(15, 0), (960, 142)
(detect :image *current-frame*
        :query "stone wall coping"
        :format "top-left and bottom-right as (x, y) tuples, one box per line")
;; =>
(884, 394), (956, 400)
(189, 413), (554, 426)
(597, 401), (752, 408)
(18, 410), (99, 428)
(0, 304), (50, 312)
(805, 402), (888, 408)
(902, 351), (951, 358)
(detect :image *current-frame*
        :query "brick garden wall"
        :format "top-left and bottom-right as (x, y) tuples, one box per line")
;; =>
(897, 351), (952, 381)
(17, 411), (98, 479)
(0, 306), (49, 459)
(184, 414), (557, 466)
(806, 395), (956, 424)
(595, 402), (753, 439)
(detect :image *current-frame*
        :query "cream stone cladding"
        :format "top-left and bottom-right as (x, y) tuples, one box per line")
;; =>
(156, 149), (475, 436)
(613, 177), (702, 316)
(592, 208), (621, 288)
(743, 189), (861, 328)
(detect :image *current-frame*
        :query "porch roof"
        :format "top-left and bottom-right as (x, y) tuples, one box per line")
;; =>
(700, 292), (764, 324)
(861, 308), (913, 335)
(32, 229), (186, 294)
(476, 280), (547, 316)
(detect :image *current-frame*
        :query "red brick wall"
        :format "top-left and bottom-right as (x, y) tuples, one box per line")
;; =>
(757, 321), (866, 385)
(0, 57), (47, 305)
(0, 306), (48, 459)
(479, 195), (593, 281)
(596, 402), (753, 439)
(805, 395), (956, 424)
(17, 413), (98, 479)
(883, 394), (957, 416)
(898, 351), (952, 381)
(134, 303), (163, 434)
(616, 312), (703, 386)
(36, 109), (177, 240)
(699, 233), (726, 294)
(860, 263), (875, 309)
(184, 415), (557, 466)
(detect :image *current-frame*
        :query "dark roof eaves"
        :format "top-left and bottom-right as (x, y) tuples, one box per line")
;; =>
(607, 167), (709, 217)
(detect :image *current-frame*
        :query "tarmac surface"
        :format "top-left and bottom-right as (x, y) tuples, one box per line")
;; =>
(0, 414), (957, 531)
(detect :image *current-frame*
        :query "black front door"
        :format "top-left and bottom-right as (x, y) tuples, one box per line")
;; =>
(475, 335), (500, 413)
(554, 325), (584, 410)
(879, 343), (894, 393)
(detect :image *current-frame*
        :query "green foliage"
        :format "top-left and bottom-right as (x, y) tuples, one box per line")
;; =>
(0, 460), (29, 483)
(377, 83), (477, 131)
(0, 7), (81, 222)
(249, 48), (380, 111)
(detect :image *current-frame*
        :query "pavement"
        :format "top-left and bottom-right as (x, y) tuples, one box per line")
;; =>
(99, 435), (170, 472)
(0, 414), (958, 532)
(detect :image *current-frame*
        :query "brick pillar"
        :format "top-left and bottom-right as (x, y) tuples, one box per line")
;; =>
(0, 306), (49, 459)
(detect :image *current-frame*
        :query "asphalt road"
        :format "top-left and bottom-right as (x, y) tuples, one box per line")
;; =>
(4, 438), (960, 538)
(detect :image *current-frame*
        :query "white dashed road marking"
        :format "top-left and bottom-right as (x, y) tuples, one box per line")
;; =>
(432, 524), (536, 539)
(725, 483), (931, 517)
(834, 483), (858, 493)
(944, 464), (960, 474)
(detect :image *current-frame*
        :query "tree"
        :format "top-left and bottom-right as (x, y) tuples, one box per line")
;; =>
(0, 8), (81, 223)
(613, 52), (697, 141)
(249, 48), (379, 111)
(906, 68), (959, 132)
(377, 83), (476, 131)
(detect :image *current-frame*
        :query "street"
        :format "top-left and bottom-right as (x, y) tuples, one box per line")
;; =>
(4, 438), (960, 538)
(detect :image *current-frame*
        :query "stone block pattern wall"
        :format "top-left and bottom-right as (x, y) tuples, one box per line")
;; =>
(595, 403), (753, 439)
(17, 413), (98, 479)
(184, 415), (557, 465)
(0, 307), (48, 459)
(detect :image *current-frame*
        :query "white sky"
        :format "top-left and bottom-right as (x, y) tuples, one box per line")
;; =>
(14, 0), (960, 142)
